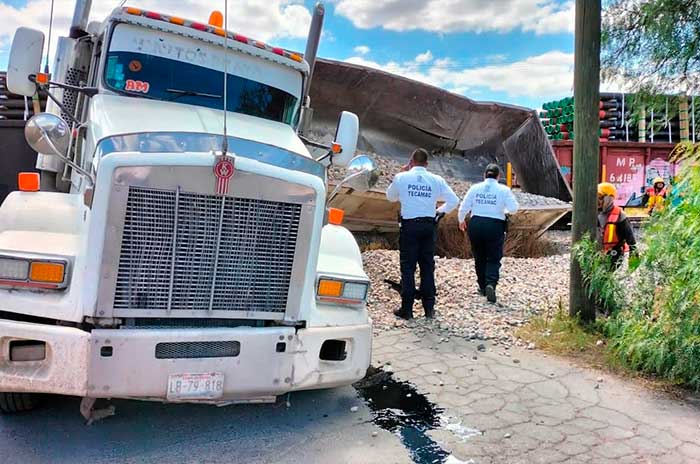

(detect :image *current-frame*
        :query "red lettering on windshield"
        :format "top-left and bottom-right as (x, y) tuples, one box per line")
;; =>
(125, 79), (150, 94)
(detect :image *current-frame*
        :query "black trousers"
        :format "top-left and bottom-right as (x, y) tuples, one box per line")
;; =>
(467, 216), (506, 290)
(399, 219), (436, 317)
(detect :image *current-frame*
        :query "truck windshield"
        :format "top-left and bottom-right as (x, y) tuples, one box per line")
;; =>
(104, 50), (299, 124)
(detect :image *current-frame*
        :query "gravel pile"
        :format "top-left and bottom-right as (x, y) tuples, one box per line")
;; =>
(364, 247), (570, 347)
(329, 155), (568, 208)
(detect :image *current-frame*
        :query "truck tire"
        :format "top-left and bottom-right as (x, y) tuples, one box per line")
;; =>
(0, 392), (39, 413)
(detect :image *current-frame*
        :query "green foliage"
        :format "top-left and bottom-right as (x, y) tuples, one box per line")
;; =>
(602, 0), (700, 95)
(576, 145), (700, 389)
(573, 235), (626, 314)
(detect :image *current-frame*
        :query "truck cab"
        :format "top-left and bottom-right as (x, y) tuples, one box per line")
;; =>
(0, 3), (376, 415)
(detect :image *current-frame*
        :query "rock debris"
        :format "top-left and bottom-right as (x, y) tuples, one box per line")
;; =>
(365, 244), (570, 347)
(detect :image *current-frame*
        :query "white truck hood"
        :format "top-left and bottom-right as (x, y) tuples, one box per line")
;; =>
(87, 94), (310, 157)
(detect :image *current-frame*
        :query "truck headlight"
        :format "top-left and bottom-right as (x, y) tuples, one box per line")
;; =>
(0, 255), (69, 289)
(317, 277), (369, 306)
(0, 258), (30, 280)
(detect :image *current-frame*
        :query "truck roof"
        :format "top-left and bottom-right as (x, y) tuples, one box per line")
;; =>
(110, 7), (310, 75)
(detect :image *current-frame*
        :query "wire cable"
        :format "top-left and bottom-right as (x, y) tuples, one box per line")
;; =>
(222, 0), (229, 155)
(44, 0), (55, 73)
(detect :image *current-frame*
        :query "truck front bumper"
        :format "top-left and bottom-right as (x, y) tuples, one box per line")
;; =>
(0, 319), (372, 402)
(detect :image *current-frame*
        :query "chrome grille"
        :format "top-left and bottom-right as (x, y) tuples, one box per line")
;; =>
(114, 186), (301, 314)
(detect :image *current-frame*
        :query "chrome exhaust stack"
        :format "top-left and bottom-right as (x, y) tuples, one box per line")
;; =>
(303, 2), (325, 97)
(298, 2), (325, 135)
(69, 0), (93, 38)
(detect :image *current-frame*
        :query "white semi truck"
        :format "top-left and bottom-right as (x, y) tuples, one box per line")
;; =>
(0, 1), (377, 417)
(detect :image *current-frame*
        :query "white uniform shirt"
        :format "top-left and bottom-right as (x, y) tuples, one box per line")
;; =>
(458, 178), (519, 222)
(386, 167), (459, 219)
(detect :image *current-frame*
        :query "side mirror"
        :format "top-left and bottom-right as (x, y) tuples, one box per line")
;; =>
(327, 155), (379, 203)
(343, 155), (379, 192)
(7, 28), (45, 97)
(24, 112), (95, 189)
(331, 111), (359, 167)
(25, 113), (71, 157)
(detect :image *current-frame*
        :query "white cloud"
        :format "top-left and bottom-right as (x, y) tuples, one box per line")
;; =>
(484, 53), (508, 64)
(353, 45), (370, 55)
(345, 50), (575, 99)
(322, 29), (336, 43)
(0, 0), (310, 61)
(415, 50), (433, 64)
(333, 0), (574, 35)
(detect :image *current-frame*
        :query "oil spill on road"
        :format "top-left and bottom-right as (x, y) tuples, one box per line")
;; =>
(354, 367), (475, 464)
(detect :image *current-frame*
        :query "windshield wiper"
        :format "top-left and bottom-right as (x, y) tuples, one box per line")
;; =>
(165, 88), (222, 101)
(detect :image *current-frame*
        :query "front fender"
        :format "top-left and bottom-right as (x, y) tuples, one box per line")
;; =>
(0, 192), (87, 322)
(0, 191), (84, 235)
(316, 224), (366, 279)
(306, 224), (371, 328)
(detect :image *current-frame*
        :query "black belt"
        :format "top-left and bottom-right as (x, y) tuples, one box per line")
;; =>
(401, 217), (434, 223)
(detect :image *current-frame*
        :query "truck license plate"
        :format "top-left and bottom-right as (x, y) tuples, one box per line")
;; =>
(167, 373), (224, 400)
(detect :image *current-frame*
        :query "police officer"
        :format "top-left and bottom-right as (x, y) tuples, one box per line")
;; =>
(458, 164), (518, 304)
(386, 148), (459, 319)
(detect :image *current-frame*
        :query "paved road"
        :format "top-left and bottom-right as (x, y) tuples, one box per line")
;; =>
(4, 328), (700, 464)
(374, 329), (700, 464)
(0, 387), (410, 464)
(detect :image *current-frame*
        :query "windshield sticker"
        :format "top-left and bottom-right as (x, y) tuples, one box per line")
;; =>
(105, 57), (126, 89)
(128, 60), (143, 72)
(125, 79), (150, 93)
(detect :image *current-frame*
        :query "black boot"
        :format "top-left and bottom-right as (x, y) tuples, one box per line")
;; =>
(393, 309), (412, 320)
(485, 285), (497, 304)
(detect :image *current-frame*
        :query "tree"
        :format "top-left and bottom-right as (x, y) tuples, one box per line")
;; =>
(602, 0), (700, 95)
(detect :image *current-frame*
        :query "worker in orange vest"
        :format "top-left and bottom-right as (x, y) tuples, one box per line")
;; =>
(597, 183), (637, 268)
(644, 177), (667, 214)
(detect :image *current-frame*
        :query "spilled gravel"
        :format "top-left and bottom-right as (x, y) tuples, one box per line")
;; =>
(364, 237), (571, 347)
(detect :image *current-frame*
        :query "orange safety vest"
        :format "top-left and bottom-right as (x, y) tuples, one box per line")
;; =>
(646, 187), (666, 213)
(603, 206), (629, 253)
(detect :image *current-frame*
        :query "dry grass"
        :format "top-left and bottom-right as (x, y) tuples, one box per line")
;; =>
(517, 308), (686, 396)
(435, 216), (566, 259)
(355, 233), (399, 252)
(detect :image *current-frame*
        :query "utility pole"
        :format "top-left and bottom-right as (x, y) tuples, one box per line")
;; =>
(570, 0), (601, 322)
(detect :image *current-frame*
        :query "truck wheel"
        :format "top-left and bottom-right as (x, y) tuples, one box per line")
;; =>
(0, 392), (40, 413)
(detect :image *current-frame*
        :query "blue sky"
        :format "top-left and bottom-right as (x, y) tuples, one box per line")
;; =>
(0, 0), (576, 109)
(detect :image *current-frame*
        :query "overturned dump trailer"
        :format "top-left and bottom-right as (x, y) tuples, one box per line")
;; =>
(307, 60), (571, 256)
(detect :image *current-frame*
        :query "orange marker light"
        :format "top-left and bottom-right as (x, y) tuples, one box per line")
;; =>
(213, 27), (225, 36)
(125, 7), (142, 15)
(328, 208), (344, 225)
(318, 279), (342, 297)
(209, 11), (224, 28)
(331, 143), (342, 154)
(18, 172), (40, 192)
(35, 73), (50, 85)
(290, 53), (303, 62)
(29, 262), (65, 284)
(170, 16), (185, 25)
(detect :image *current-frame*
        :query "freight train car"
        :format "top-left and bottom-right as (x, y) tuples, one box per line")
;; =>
(551, 140), (680, 225)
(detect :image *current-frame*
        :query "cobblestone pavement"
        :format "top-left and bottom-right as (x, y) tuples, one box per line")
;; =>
(373, 329), (700, 464)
